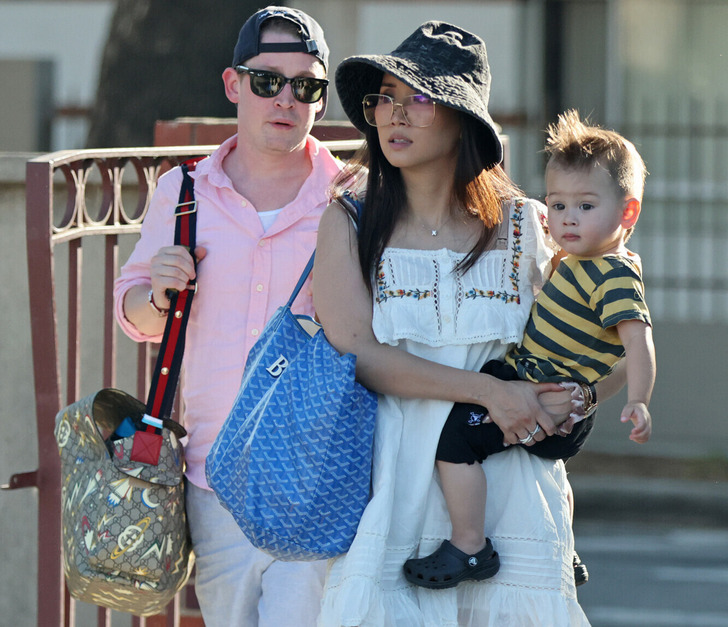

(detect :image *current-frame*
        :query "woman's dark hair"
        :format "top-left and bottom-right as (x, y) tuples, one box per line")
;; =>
(333, 110), (523, 290)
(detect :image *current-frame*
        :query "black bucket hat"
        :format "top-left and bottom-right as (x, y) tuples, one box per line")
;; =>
(335, 21), (503, 168)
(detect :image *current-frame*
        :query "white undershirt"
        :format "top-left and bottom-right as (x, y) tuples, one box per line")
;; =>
(257, 207), (283, 232)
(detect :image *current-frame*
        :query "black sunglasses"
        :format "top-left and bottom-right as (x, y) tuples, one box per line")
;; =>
(235, 65), (328, 104)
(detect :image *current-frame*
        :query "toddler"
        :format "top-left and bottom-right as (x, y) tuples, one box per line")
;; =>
(404, 110), (655, 589)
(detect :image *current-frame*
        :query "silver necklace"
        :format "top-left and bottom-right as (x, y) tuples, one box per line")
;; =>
(420, 213), (451, 237)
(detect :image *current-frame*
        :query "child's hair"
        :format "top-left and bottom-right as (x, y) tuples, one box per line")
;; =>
(333, 110), (522, 290)
(545, 109), (647, 202)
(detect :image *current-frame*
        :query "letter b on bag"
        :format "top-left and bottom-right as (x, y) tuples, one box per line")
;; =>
(266, 355), (289, 378)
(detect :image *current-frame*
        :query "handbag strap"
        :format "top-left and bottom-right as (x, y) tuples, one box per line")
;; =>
(144, 158), (203, 424)
(286, 251), (316, 308)
(285, 192), (364, 309)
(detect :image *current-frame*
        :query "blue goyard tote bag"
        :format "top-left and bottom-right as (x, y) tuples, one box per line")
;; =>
(206, 251), (377, 561)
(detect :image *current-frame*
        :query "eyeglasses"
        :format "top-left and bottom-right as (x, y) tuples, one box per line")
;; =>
(362, 93), (436, 128)
(235, 65), (328, 104)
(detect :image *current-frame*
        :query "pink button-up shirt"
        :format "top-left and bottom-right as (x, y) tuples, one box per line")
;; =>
(114, 134), (343, 488)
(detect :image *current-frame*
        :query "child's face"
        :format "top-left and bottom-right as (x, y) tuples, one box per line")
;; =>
(545, 164), (631, 257)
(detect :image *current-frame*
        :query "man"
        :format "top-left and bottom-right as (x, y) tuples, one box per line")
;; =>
(113, 7), (342, 625)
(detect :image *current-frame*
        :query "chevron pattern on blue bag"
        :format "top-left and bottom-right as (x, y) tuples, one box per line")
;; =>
(206, 303), (377, 561)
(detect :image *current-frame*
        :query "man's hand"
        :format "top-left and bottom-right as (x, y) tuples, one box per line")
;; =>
(150, 245), (207, 306)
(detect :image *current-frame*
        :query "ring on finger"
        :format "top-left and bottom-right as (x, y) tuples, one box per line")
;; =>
(519, 433), (534, 445)
(531, 425), (541, 437)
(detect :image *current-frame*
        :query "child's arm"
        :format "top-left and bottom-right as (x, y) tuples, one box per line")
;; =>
(616, 319), (655, 444)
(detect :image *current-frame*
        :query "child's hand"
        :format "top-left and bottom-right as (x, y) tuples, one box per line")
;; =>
(621, 402), (652, 443)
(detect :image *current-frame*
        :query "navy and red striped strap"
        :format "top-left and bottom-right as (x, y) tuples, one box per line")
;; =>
(132, 158), (203, 464)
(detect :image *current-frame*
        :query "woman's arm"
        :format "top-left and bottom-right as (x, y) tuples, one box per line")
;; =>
(313, 202), (564, 443)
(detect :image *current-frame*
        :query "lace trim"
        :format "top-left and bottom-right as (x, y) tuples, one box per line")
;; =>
(454, 267), (463, 336)
(432, 257), (441, 335)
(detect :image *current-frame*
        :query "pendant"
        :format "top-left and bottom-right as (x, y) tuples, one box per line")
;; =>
(431, 230), (438, 237)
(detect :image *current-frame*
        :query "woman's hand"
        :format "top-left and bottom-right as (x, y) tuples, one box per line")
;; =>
(483, 379), (564, 445)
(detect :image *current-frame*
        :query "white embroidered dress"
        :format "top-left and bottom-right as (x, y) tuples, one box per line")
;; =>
(318, 199), (591, 627)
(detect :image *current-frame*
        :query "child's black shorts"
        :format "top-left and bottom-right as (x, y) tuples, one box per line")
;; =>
(435, 360), (596, 465)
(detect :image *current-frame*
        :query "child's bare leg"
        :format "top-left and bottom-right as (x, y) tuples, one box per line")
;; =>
(437, 460), (487, 555)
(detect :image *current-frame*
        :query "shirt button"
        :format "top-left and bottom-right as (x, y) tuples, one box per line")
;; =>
(258, 239), (266, 247)
(443, 315), (452, 324)
(251, 328), (259, 337)
(256, 284), (264, 292)
(241, 199), (248, 208)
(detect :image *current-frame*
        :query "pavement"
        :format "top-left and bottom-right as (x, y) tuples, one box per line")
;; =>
(567, 452), (728, 528)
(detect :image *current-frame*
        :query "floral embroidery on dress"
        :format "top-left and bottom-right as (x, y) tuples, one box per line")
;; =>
(375, 200), (527, 307)
(464, 199), (525, 304)
(536, 203), (550, 236)
(376, 262), (434, 303)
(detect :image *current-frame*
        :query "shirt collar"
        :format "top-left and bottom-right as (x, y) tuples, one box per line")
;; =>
(190, 133), (341, 211)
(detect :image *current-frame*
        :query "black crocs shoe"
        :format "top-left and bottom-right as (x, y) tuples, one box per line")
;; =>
(403, 539), (500, 590)
(573, 551), (589, 586)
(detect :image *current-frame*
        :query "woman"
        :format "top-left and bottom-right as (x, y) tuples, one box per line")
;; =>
(313, 22), (596, 626)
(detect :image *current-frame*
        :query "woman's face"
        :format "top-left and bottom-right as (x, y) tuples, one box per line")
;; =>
(375, 74), (460, 173)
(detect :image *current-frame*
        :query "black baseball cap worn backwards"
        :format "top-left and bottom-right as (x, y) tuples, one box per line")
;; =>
(335, 21), (503, 169)
(233, 6), (330, 121)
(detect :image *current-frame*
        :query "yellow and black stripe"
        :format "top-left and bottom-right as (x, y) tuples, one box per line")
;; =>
(506, 254), (651, 384)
